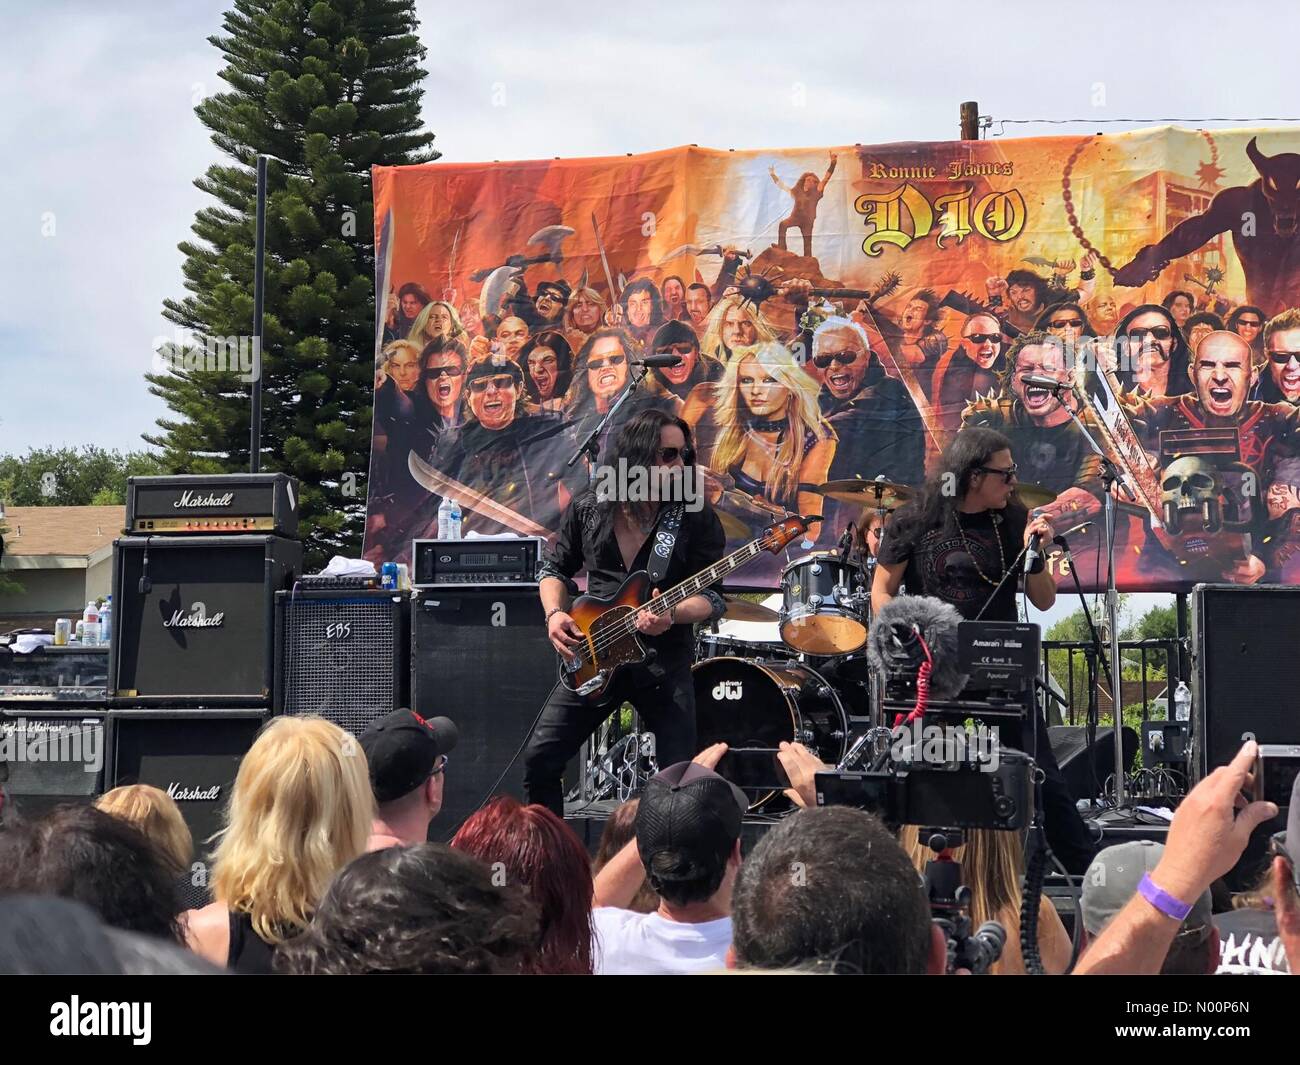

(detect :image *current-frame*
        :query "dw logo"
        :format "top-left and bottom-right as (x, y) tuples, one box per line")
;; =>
(491, 602), (507, 627)
(712, 680), (743, 701)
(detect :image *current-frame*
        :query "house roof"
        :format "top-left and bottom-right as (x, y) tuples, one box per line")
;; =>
(1, 506), (124, 559)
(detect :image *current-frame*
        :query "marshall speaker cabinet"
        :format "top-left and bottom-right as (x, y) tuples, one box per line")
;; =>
(125, 473), (299, 538)
(274, 588), (410, 734)
(109, 708), (268, 906)
(109, 535), (302, 706)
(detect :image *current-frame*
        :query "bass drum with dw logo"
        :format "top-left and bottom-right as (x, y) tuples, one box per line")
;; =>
(692, 657), (847, 809)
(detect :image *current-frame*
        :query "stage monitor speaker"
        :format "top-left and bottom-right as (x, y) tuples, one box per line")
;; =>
(1192, 584), (1300, 779)
(411, 589), (557, 842)
(274, 589), (409, 735)
(0, 712), (107, 821)
(1048, 724), (1138, 802)
(110, 535), (301, 706)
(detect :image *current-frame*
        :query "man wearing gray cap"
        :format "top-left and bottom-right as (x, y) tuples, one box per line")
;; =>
(1081, 840), (1218, 975)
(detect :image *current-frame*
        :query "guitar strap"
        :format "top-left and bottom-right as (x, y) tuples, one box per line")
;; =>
(646, 503), (685, 586)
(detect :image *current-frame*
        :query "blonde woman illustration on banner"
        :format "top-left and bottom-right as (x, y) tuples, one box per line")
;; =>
(701, 341), (835, 537)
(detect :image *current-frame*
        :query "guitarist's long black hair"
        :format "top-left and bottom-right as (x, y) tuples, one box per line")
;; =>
(895, 425), (1025, 539)
(589, 408), (698, 545)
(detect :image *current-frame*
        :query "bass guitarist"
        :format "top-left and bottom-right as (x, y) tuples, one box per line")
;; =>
(527, 409), (728, 816)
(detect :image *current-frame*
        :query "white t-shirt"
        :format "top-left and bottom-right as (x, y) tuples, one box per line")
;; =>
(592, 907), (732, 975)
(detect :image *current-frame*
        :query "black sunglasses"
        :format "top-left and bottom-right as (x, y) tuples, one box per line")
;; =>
(977, 463), (1018, 484)
(1049, 318), (1085, 329)
(657, 446), (696, 464)
(1270, 350), (1300, 365)
(424, 364), (464, 379)
(1128, 326), (1173, 341)
(964, 333), (1001, 345)
(812, 350), (861, 369)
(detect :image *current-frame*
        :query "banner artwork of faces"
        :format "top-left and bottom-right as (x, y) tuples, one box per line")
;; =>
(365, 128), (1300, 590)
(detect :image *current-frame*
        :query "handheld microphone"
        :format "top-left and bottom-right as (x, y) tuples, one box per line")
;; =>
(1024, 509), (1044, 575)
(632, 354), (685, 368)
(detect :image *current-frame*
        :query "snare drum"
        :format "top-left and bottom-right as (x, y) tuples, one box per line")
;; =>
(778, 551), (869, 656)
(693, 656), (848, 808)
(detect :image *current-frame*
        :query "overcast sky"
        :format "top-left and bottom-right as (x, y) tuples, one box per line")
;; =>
(5, 0), (1297, 624)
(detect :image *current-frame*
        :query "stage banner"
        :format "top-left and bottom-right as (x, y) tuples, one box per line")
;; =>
(365, 127), (1300, 591)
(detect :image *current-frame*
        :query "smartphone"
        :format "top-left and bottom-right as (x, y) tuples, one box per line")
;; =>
(717, 747), (789, 792)
(1254, 745), (1300, 808)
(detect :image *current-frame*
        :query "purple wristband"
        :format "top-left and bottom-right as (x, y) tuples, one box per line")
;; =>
(1138, 873), (1193, 921)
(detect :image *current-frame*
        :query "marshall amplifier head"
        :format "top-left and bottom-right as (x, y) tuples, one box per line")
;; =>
(109, 535), (301, 706)
(412, 537), (543, 588)
(125, 473), (299, 538)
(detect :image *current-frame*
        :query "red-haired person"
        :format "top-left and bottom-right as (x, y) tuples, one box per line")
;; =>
(451, 796), (595, 975)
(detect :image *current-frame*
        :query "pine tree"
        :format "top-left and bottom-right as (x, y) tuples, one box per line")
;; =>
(147, 0), (437, 566)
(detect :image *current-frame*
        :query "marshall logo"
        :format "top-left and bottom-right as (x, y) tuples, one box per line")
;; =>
(172, 489), (235, 509)
(163, 602), (225, 629)
(166, 782), (221, 801)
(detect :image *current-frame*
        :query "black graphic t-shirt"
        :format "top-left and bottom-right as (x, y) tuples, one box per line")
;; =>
(879, 503), (1028, 622)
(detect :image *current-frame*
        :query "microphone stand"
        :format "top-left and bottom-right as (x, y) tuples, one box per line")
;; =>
(1051, 383), (1135, 807)
(1053, 533), (1114, 807)
(566, 364), (652, 474)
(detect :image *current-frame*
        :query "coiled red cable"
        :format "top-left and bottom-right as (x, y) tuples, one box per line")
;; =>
(892, 625), (934, 727)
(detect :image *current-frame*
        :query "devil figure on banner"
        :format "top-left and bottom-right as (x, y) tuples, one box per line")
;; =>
(365, 128), (1300, 591)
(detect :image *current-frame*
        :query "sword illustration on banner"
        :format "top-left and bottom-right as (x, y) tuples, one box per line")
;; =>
(407, 452), (552, 539)
(591, 212), (621, 301)
(850, 304), (946, 454)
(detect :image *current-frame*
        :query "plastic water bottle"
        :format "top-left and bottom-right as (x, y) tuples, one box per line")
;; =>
(1173, 680), (1191, 722)
(438, 496), (462, 540)
(99, 595), (112, 646)
(82, 601), (101, 646)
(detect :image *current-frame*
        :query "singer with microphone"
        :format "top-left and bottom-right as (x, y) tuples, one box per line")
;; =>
(872, 425), (1097, 872)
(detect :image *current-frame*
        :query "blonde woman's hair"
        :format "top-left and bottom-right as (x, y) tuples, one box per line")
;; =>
(700, 293), (779, 359)
(710, 342), (831, 506)
(407, 300), (466, 345)
(899, 825), (1024, 931)
(210, 716), (373, 945)
(95, 784), (193, 876)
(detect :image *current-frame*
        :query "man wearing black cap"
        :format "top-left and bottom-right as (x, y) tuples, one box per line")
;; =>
(591, 749), (744, 975)
(359, 709), (459, 851)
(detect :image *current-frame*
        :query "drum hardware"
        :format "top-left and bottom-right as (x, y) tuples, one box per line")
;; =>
(574, 727), (659, 804)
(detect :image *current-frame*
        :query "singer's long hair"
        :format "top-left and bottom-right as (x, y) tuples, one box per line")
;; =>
(905, 426), (1023, 535)
(588, 407), (698, 544)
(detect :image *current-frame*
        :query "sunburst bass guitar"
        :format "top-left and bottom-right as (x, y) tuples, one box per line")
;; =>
(558, 514), (814, 697)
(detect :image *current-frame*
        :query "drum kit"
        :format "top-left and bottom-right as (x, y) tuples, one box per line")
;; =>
(693, 475), (1059, 810)
(693, 476), (910, 809)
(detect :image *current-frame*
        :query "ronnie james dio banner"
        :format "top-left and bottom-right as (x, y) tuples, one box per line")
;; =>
(365, 127), (1300, 591)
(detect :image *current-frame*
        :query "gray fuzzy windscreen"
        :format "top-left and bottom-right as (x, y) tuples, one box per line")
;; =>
(867, 595), (969, 699)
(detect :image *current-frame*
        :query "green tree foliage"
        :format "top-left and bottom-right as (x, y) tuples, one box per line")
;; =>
(146, 0), (437, 567)
(0, 447), (166, 506)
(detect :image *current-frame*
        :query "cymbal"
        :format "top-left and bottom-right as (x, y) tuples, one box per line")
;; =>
(1015, 483), (1059, 509)
(814, 477), (915, 510)
(722, 596), (780, 623)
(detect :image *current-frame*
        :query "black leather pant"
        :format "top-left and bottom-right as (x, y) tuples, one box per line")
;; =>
(524, 654), (697, 818)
